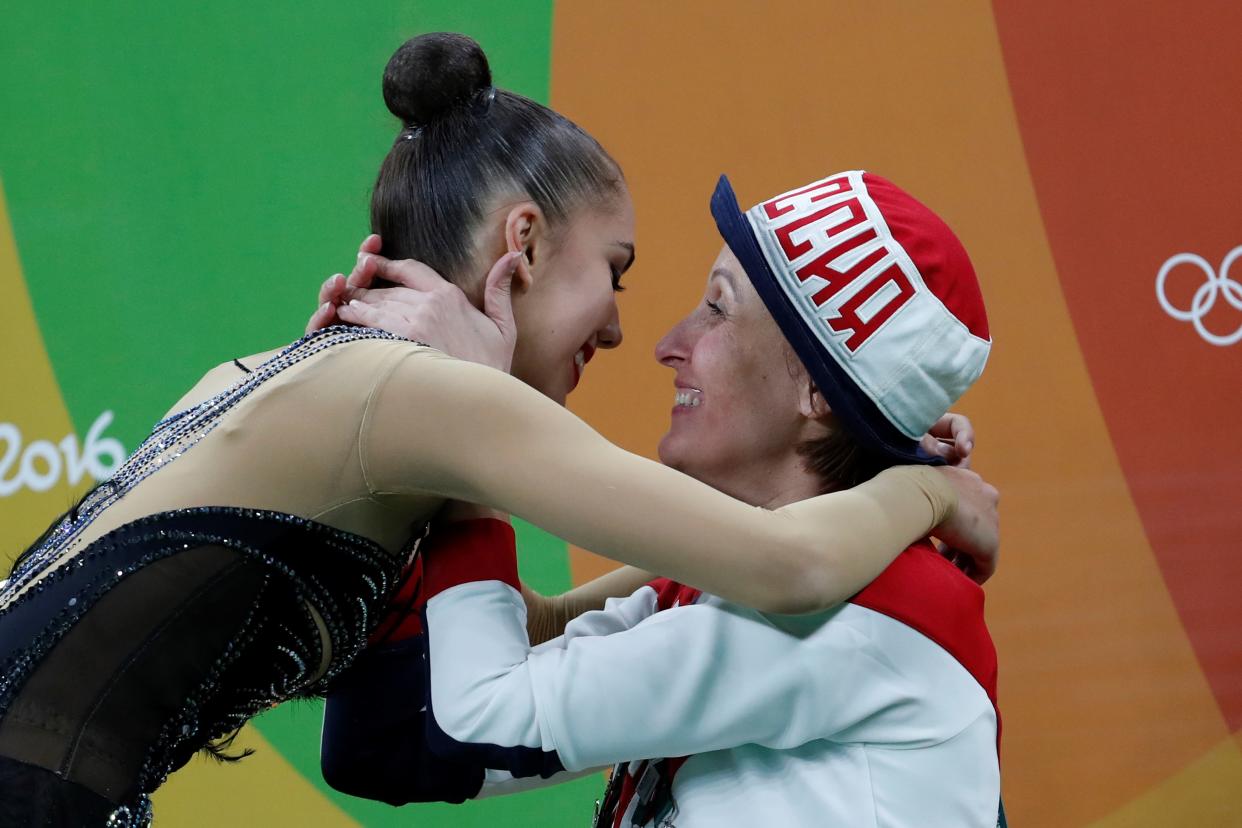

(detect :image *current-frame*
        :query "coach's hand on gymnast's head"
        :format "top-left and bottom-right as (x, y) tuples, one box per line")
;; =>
(306, 234), (520, 373)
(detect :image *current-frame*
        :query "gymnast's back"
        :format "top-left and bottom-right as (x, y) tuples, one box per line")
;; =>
(0, 328), (452, 825)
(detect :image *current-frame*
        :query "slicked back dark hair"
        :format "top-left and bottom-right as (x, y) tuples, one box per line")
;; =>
(372, 33), (624, 284)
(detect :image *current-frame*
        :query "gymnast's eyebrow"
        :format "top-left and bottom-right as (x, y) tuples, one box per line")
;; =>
(614, 241), (636, 273)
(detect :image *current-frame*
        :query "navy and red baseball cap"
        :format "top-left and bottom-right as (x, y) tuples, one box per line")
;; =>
(711, 171), (991, 464)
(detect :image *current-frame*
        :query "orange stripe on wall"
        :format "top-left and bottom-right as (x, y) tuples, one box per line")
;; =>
(552, 3), (1230, 825)
(992, 0), (1242, 730)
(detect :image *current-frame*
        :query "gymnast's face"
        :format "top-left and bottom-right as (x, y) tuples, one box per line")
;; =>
(655, 245), (821, 505)
(502, 188), (634, 405)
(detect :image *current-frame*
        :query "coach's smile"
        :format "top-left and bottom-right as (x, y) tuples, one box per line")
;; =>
(654, 245), (828, 505)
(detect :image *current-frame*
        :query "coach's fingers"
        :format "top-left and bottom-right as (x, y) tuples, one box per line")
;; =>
(345, 252), (380, 289)
(338, 299), (385, 328)
(363, 255), (451, 293)
(305, 301), (337, 334)
(318, 273), (347, 307)
(343, 236), (387, 290)
(336, 286), (426, 310)
(335, 284), (373, 305)
(339, 298), (427, 338)
(483, 252), (522, 341)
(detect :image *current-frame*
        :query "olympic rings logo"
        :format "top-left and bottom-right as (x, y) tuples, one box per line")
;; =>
(1155, 246), (1242, 346)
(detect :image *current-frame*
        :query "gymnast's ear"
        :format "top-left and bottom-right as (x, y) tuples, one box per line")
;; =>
(502, 202), (546, 290)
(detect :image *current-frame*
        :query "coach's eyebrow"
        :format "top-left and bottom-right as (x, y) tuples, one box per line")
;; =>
(710, 266), (738, 290)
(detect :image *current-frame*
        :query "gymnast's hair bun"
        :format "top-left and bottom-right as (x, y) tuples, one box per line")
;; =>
(383, 32), (493, 128)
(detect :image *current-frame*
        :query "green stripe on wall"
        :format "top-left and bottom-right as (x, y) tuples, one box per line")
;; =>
(0, 1), (553, 445)
(2, 3), (601, 825)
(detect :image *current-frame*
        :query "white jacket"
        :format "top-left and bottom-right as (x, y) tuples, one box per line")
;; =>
(423, 541), (1000, 827)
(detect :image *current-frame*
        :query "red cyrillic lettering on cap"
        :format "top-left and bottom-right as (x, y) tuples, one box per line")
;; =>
(826, 263), (917, 351)
(774, 197), (868, 262)
(795, 227), (887, 306)
(762, 174), (853, 220)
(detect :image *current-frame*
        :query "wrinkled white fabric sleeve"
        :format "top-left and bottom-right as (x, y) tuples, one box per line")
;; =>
(425, 576), (990, 773)
(532, 586), (664, 653)
(472, 588), (661, 797)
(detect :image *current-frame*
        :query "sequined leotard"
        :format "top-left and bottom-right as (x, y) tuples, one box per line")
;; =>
(0, 326), (958, 827)
(0, 327), (414, 826)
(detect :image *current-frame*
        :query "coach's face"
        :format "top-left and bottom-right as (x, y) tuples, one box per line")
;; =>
(654, 245), (827, 505)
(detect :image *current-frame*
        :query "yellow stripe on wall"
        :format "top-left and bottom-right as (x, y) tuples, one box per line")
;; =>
(0, 179), (82, 564)
(1090, 737), (1242, 827)
(152, 724), (359, 826)
(1, 180), (357, 824)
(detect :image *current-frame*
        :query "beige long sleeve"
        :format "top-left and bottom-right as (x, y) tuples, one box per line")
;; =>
(361, 344), (956, 615)
(522, 566), (655, 644)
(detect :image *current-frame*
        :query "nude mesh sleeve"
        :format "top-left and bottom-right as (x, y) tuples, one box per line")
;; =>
(360, 347), (956, 615)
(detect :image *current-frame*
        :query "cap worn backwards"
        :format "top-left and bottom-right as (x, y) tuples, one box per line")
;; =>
(711, 170), (991, 464)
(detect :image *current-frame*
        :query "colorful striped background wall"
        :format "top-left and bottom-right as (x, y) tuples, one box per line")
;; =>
(2, 3), (1239, 825)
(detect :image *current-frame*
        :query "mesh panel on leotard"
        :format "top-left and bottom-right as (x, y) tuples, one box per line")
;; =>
(0, 507), (406, 812)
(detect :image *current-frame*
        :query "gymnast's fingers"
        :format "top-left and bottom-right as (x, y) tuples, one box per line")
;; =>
(919, 432), (954, 463)
(928, 412), (975, 468)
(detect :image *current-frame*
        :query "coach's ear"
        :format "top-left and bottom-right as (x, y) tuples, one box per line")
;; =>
(797, 380), (832, 421)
